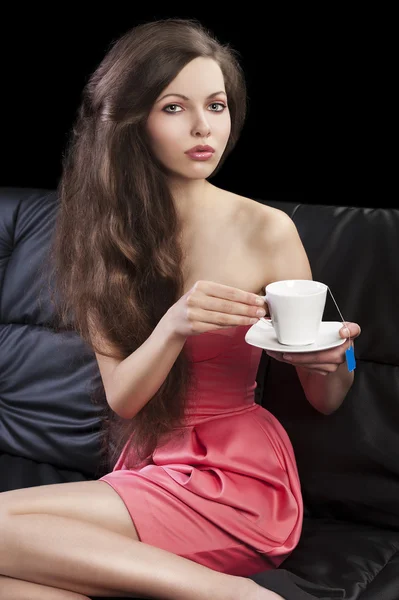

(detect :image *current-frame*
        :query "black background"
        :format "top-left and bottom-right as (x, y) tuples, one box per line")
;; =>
(0, 10), (387, 208)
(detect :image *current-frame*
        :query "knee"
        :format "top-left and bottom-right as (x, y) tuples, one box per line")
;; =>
(0, 505), (13, 558)
(0, 492), (18, 547)
(0, 504), (9, 529)
(0, 492), (12, 521)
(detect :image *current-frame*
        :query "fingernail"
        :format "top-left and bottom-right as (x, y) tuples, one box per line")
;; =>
(256, 297), (265, 306)
(256, 309), (266, 317)
(343, 327), (350, 337)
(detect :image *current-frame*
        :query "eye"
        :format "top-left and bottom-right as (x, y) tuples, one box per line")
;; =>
(163, 104), (183, 113)
(208, 102), (226, 112)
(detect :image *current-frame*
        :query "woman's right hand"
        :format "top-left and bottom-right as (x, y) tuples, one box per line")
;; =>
(165, 280), (267, 338)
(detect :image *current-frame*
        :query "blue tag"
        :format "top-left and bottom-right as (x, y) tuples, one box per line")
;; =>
(345, 345), (356, 372)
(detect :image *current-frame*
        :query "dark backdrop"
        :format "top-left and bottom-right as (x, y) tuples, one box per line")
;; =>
(0, 10), (382, 208)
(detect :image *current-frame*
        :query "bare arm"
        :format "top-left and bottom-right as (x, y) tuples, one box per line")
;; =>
(92, 281), (265, 419)
(294, 358), (355, 414)
(260, 207), (357, 414)
(104, 315), (186, 419)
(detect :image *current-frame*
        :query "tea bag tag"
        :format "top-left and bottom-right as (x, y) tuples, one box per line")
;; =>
(327, 287), (356, 373)
(345, 345), (356, 372)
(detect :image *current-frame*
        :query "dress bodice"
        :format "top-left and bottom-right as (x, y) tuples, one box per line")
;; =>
(184, 325), (263, 419)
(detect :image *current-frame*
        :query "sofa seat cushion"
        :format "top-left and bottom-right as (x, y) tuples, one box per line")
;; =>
(278, 517), (399, 600)
(0, 452), (91, 492)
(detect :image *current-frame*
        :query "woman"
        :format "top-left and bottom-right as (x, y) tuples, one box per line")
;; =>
(0, 17), (360, 600)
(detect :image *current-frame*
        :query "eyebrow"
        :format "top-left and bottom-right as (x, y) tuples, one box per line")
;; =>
(157, 91), (227, 103)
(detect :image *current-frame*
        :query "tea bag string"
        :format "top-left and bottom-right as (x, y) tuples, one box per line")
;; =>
(327, 286), (351, 344)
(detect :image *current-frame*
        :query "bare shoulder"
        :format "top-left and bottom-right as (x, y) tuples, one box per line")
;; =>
(231, 193), (312, 281)
(210, 187), (311, 280)
(221, 189), (296, 243)
(253, 201), (298, 246)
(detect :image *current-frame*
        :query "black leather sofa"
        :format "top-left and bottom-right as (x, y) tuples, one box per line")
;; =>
(1, 187), (398, 600)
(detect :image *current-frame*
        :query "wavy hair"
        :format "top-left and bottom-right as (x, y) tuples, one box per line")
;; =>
(45, 17), (248, 470)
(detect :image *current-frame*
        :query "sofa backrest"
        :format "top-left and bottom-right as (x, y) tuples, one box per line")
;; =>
(258, 199), (399, 531)
(0, 188), (105, 479)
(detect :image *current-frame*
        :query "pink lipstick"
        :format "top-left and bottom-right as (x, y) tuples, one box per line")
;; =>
(185, 145), (215, 161)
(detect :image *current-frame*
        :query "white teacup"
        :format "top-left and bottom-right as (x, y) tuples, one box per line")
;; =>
(264, 279), (328, 346)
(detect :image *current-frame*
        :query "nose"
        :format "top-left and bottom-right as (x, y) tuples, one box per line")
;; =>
(191, 111), (211, 138)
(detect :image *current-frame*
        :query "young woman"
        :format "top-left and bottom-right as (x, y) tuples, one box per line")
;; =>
(0, 18), (361, 600)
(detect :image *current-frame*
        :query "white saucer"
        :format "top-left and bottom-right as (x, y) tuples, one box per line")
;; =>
(245, 319), (346, 353)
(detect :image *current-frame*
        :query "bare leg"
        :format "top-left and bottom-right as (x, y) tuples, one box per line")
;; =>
(0, 575), (89, 600)
(0, 513), (283, 599)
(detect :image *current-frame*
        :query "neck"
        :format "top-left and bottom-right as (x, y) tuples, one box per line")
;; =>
(167, 177), (214, 224)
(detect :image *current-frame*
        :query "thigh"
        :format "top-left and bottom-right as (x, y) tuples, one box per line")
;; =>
(0, 480), (139, 540)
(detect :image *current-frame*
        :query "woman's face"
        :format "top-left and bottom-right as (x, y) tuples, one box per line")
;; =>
(146, 57), (231, 180)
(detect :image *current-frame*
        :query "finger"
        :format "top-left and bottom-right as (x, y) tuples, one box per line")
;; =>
(281, 350), (345, 365)
(187, 291), (266, 319)
(193, 280), (265, 307)
(340, 322), (361, 339)
(187, 307), (259, 329)
(188, 320), (237, 334)
(265, 351), (286, 363)
(295, 363), (337, 374)
(306, 369), (329, 376)
(265, 351), (338, 375)
(283, 339), (353, 362)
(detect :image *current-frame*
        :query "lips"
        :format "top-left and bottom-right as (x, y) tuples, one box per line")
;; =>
(185, 145), (215, 153)
(184, 145), (215, 162)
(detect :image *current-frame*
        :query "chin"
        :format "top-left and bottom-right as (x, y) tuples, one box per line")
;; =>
(168, 163), (218, 181)
(188, 160), (220, 175)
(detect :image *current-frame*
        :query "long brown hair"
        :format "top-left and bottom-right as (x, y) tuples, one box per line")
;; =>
(45, 17), (247, 470)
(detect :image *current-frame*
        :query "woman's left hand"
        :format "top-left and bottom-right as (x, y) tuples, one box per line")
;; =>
(265, 322), (361, 376)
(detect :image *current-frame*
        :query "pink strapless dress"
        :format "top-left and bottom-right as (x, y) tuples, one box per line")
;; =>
(100, 325), (303, 576)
